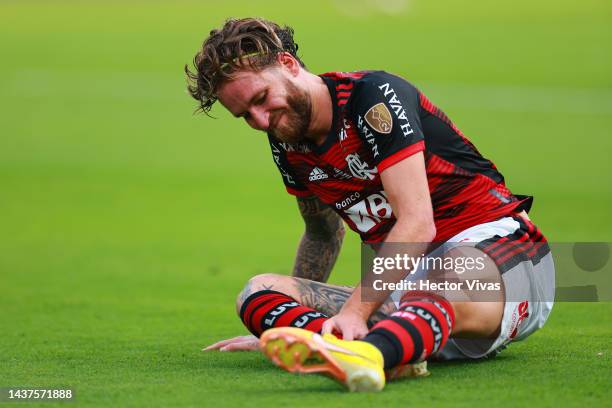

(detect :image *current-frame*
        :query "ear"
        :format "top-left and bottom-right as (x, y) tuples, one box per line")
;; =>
(276, 52), (300, 77)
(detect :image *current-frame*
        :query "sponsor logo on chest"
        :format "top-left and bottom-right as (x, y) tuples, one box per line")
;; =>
(343, 191), (393, 233)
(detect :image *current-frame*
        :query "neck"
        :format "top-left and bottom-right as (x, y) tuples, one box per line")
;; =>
(303, 73), (333, 146)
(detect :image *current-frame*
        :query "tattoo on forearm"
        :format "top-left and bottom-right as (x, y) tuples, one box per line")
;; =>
(293, 234), (342, 282)
(293, 279), (397, 327)
(293, 196), (345, 283)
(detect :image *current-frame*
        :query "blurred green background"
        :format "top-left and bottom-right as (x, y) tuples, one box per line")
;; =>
(1, 0), (610, 406)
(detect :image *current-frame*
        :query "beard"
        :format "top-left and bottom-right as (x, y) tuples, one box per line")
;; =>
(268, 79), (312, 144)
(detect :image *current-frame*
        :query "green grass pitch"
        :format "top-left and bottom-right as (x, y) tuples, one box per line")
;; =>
(0, 0), (610, 406)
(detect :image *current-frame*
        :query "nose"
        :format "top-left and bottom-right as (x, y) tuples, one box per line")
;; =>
(246, 107), (270, 131)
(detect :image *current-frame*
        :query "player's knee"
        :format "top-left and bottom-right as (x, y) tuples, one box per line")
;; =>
(235, 273), (282, 314)
(451, 301), (504, 338)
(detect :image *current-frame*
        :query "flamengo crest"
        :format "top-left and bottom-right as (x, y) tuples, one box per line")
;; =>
(345, 153), (378, 180)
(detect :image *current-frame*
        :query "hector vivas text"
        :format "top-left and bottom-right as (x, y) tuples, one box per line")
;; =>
(370, 253), (502, 292)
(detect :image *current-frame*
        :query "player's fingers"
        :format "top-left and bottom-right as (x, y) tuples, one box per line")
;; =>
(203, 340), (230, 351)
(321, 319), (335, 335)
(353, 327), (368, 340)
(342, 327), (354, 341)
(220, 340), (258, 352)
(202, 336), (244, 351)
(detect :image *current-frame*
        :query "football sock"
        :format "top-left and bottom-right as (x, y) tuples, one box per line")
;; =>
(239, 290), (329, 337)
(363, 291), (455, 368)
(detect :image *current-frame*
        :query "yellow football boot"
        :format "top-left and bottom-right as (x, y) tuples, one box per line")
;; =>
(260, 327), (386, 392)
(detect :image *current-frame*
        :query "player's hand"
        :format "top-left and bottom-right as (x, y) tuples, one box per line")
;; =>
(203, 335), (259, 352)
(321, 311), (369, 341)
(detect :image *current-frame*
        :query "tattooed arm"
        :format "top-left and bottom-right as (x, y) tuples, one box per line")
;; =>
(292, 196), (345, 282)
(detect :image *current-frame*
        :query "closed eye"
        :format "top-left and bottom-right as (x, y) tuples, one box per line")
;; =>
(254, 91), (267, 105)
(236, 90), (267, 120)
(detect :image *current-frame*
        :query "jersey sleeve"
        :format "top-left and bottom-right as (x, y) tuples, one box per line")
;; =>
(267, 135), (312, 197)
(348, 71), (425, 173)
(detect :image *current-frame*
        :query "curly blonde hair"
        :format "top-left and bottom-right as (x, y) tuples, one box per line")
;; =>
(185, 18), (305, 114)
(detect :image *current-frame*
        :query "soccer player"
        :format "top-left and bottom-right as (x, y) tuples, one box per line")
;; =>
(186, 18), (555, 391)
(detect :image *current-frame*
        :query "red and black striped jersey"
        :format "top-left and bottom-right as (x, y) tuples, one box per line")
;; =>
(268, 71), (530, 242)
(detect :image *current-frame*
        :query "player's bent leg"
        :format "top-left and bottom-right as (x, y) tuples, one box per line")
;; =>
(235, 273), (351, 316)
(450, 301), (504, 338)
(235, 273), (397, 336)
(430, 215), (555, 360)
(235, 273), (343, 337)
(237, 287), (329, 337)
(237, 274), (423, 388)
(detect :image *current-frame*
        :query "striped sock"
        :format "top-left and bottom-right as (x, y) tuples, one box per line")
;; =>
(239, 290), (328, 337)
(364, 291), (455, 368)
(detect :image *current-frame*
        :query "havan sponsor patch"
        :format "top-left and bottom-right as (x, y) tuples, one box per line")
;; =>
(364, 102), (393, 134)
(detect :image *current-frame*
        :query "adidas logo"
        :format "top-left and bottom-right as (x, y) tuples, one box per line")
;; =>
(309, 167), (329, 181)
